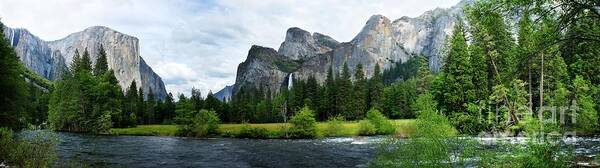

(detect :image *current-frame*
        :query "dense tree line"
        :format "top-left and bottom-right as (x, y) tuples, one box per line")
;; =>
(228, 62), (397, 123)
(430, 0), (600, 134)
(47, 46), (176, 133)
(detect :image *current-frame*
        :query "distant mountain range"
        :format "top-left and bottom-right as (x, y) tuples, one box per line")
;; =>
(3, 25), (167, 99)
(216, 0), (471, 99)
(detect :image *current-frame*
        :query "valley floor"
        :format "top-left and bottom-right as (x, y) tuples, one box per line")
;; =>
(109, 119), (415, 138)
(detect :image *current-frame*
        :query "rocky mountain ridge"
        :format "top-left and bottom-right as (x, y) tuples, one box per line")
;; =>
(229, 1), (469, 97)
(3, 25), (167, 99)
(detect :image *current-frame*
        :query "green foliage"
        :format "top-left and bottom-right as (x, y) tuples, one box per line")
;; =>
(0, 22), (29, 130)
(93, 45), (108, 76)
(358, 120), (377, 136)
(382, 56), (421, 84)
(366, 108), (395, 135)
(372, 93), (460, 167)
(21, 66), (53, 90)
(325, 116), (344, 137)
(121, 81), (139, 128)
(381, 78), (418, 119)
(572, 76), (598, 132)
(0, 128), (59, 167)
(367, 63), (384, 111)
(478, 137), (573, 168)
(48, 75), (82, 132)
(48, 48), (124, 134)
(324, 65), (337, 119)
(176, 109), (220, 137)
(437, 19), (477, 116)
(336, 62), (354, 120)
(237, 124), (270, 139)
(288, 106), (317, 138)
(274, 60), (300, 73)
(353, 64), (367, 119)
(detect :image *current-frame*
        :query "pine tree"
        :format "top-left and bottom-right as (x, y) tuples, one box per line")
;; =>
(439, 19), (474, 114)
(70, 50), (82, 72)
(137, 87), (145, 124)
(146, 89), (156, 124)
(78, 49), (93, 73)
(123, 81), (138, 127)
(0, 22), (29, 130)
(162, 93), (176, 122)
(368, 63), (384, 111)
(73, 48), (97, 130)
(337, 62), (353, 119)
(354, 64), (367, 119)
(204, 91), (221, 112)
(93, 45), (109, 76)
(48, 74), (82, 131)
(572, 76), (598, 132)
(325, 65), (336, 119)
(516, 9), (538, 112)
(98, 70), (123, 128)
(191, 87), (203, 112)
(306, 75), (319, 111)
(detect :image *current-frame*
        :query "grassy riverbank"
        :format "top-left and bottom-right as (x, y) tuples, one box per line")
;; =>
(110, 119), (415, 138)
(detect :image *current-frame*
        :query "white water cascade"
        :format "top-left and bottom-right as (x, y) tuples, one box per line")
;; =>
(287, 73), (294, 90)
(10, 29), (14, 47)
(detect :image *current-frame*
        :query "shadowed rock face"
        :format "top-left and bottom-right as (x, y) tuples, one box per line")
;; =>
(231, 1), (468, 95)
(278, 27), (339, 60)
(233, 45), (299, 94)
(2, 25), (167, 100)
(3, 27), (67, 81)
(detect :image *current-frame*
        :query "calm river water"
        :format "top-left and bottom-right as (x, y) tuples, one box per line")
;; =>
(54, 133), (600, 168)
(56, 133), (379, 167)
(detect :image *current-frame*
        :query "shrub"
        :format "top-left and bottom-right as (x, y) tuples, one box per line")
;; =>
(0, 128), (59, 167)
(288, 106), (317, 138)
(449, 112), (484, 135)
(372, 93), (460, 167)
(326, 116), (344, 137)
(358, 120), (377, 135)
(366, 108), (396, 135)
(237, 124), (270, 139)
(176, 109), (220, 137)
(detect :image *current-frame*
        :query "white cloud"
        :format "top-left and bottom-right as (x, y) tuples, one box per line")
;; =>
(0, 0), (460, 97)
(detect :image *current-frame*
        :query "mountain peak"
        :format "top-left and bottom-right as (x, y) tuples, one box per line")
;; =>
(352, 14), (392, 44)
(367, 14), (390, 24)
(278, 27), (330, 60)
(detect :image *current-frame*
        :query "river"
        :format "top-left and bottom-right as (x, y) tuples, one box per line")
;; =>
(56, 133), (379, 167)
(54, 133), (600, 167)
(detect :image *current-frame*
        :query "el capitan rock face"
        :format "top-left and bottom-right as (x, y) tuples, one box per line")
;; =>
(3, 25), (167, 99)
(231, 1), (467, 95)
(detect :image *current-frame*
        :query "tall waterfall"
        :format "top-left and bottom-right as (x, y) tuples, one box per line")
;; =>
(287, 73), (294, 90)
(10, 29), (14, 47)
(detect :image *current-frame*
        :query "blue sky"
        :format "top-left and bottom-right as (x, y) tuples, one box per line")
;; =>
(0, 0), (459, 96)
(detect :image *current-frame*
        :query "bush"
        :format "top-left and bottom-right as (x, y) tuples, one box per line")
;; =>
(176, 109), (220, 137)
(358, 120), (377, 135)
(326, 116), (344, 137)
(0, 128), (59, 167)
(288, 106), (317, 138)
(372, 93), (460, 167)
(449, 112), (484, 135)
(237, 124), (270, 139)
(366, 108), (396, 135)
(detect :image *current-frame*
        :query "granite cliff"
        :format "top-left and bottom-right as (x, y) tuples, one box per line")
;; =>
(3, 25), (167, 99)
(230, 1), (468, 96)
